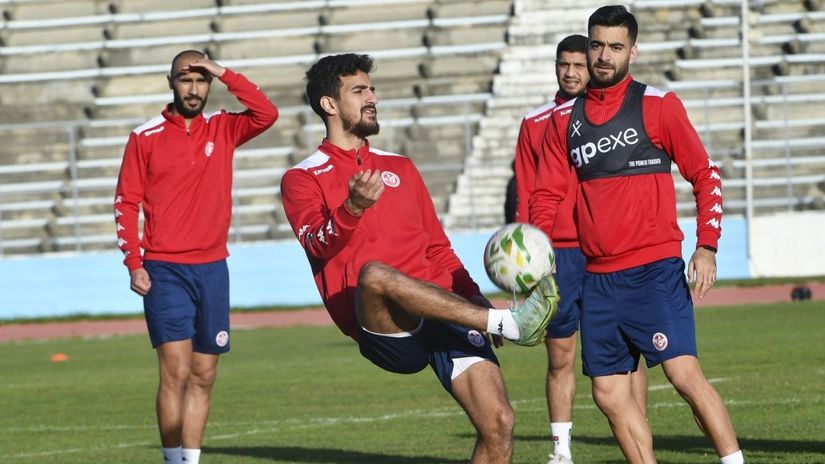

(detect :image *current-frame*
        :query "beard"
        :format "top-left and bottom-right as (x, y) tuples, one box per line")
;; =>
(173, 91), (207, 118)
(589, 59), (630, 88)
(342, 105), (380, 139)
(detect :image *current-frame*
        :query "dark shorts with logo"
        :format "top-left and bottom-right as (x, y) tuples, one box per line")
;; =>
(358, 319), (498, 392)
(580, 257), (697, 377)
(143, 259), (231, 354)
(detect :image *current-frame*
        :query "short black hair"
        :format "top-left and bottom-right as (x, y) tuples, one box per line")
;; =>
(588, 5), (638, 44)
(305, 53), (374, 122)
(170, 49), (208, 79)
(557, 34), (588, 57)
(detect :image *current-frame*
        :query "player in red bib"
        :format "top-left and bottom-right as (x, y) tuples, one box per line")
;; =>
(517, 34), (648, 464)
(531, 6), (743, 464)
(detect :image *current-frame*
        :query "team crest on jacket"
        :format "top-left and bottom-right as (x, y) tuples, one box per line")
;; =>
(467, 330), (486, 347)
(652, 332), (668, 351)
(381, 171), (400, 188)
(205, 141), (215, 157)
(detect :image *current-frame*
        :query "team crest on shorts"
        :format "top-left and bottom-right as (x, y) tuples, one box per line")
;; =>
(381, 171), (400, 188)
(652, 332), (668, 351)
(467, 330), (486, 347)
(205, 141), (215, 157)
(215, 330), (229, 347)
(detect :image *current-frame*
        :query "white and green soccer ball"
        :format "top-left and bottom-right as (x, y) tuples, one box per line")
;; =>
(483, 223), (555, 294)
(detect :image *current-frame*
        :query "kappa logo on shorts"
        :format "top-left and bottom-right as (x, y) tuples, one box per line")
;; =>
(205, 141), (215, 157)
(215, 330), (229, 347)
(467, 330), (486, 348)
(381, 171), (400, 188)
(652, 332), (668, 351)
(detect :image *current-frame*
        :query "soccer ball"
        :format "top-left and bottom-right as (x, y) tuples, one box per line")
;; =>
(483, 223), (555, 294)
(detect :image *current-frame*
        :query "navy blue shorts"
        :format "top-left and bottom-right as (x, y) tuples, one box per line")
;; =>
(580, 258), (697, 377)
(547, 247), (586, 339)
(143, 259), (231, 354)
(358, 319), (498, 392)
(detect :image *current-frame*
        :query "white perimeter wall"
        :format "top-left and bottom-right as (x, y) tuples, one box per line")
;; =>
(750, 211), (825, 278)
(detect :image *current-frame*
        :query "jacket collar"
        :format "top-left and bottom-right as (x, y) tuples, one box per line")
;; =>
(162, 103), (205, 130)
(319, 138), (371, 163)
(585, 74), (634, 106)
(554, 92), (569, 106)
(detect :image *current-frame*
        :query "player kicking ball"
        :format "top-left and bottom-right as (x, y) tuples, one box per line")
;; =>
(280, 53), (558, 463)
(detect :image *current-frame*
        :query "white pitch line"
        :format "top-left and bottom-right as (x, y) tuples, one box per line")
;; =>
(8, 395), (823, 460)
(647, 377), (735, 392)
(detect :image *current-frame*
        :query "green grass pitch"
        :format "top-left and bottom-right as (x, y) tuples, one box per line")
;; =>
(1, 301), (824, 463)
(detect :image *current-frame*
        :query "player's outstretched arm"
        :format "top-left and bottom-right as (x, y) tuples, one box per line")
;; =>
(688, 247), (717, 299)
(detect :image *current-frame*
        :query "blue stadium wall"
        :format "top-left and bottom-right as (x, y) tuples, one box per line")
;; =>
(0, 217), (748, 320)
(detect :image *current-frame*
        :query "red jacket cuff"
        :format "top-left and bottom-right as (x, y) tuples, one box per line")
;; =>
(125, 255), (143, 273)
(696, 230), (719, 251)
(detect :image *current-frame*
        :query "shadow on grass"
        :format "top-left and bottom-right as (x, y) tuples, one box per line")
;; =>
(519, 433), (825, 458)
(205, 445), (466, 463)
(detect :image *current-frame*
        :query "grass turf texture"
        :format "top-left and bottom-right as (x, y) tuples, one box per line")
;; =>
(1, 301), (823, 463)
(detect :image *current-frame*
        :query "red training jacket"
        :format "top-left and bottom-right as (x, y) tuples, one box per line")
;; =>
(115, 69), (278, 272)
(280, 139), (482, 339)
(530, 75), (723, 273)
(514, 92), (580, 249)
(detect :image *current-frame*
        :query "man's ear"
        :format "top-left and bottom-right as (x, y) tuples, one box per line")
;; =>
(319, 96), (337, 116)
(167, 74), (173, 90)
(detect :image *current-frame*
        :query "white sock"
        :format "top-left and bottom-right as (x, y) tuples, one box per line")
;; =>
(720, 450), (744, 464)
(182, 448), (201, 464)
(162, 446), (183, 464)
(551, 422), (573, 458)
(487, 309), (519, 339)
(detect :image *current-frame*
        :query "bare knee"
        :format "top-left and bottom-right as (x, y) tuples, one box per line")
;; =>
(663, 357), (711, 400)
(592, 382), (624, 417)
(188, 366), (217, 390)
(478, 402), (514, 446)
(358, 261), (394, 294)
(160, 360), (191, 389)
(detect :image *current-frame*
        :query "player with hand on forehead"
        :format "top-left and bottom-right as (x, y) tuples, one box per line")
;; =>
(114, 50), (278, 464)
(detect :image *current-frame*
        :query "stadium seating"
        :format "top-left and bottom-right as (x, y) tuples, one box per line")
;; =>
(0, 0), (513, 256)
(1, 0), (823, 256)
(444, 0), (825, 230)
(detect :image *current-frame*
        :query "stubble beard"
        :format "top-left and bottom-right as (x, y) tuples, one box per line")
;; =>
(589, 60), (629, 89)
(173, 92), (207, 118)
(342, 107), (380, 139)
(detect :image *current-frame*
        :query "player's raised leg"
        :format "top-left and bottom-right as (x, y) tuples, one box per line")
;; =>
(355, 261), (557, 345)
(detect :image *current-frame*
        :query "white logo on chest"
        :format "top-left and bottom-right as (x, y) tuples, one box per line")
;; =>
(205, 141), (215, 157)
(570, 128), (640, 168)
(381, 171), (400, 188)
